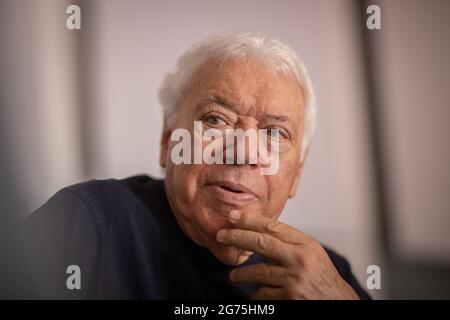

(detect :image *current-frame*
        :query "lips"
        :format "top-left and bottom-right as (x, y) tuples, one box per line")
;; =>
(206, 181), (257, 204)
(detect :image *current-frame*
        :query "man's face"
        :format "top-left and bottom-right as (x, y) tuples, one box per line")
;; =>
(161, 58), (305, 265)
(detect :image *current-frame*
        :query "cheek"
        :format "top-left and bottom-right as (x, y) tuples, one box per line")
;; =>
(167, 163), (201, 201)
(168, 164), (224, 229)
(265, 160), (299, 214)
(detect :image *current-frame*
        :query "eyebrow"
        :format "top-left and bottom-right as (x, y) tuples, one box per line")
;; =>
(209, 95), (234, 108)
(262, 114), (289, 122)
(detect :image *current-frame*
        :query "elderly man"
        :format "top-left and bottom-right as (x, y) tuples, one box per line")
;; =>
(24, 34), (370, 299)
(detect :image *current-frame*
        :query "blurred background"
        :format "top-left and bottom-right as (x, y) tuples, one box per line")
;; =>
(1, 0), (449, 299)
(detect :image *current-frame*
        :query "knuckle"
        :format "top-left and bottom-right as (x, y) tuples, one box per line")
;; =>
(288, 266), (303, 283)
(302, 253), (318, 271)
(257, 234), (271, 251)
(303, 236), (318, 249)
(280, 267), (289, 281)
(259, 264), (273, 278)
(227, 229), (238, 241)
(293, 249), (305, 266)
(265, 220), (281, 235)
(309, 239), (322, 251)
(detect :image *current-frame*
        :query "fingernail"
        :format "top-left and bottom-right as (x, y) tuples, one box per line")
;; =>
(229, 210), (241, 222)
(216, 229), (226, 242)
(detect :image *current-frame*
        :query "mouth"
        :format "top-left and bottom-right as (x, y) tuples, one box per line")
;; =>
(206, 181), (257, 205)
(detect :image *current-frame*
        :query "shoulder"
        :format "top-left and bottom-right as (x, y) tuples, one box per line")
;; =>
(34, 175), (160, 219)
(62, 176), (144, 213)
(26, 177), (131, 233)
(24, 175), (162, 249)
(61, 175), (165, 217)
(23, 178), (130, 298)
(23, 175), (164, 298)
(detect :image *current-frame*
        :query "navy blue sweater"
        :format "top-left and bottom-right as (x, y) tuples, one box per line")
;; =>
(24, 175), (370, 299)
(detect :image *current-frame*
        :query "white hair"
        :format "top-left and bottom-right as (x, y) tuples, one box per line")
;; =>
(159, 33), (317, 161)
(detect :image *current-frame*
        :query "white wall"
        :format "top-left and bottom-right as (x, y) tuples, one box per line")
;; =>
(1, 0), (86, 215)
(373, 0), (450, 263)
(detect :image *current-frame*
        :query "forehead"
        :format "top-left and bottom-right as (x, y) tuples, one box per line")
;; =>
(185, 58), (304, 121)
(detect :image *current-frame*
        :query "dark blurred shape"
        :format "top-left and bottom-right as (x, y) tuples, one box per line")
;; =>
(0, 144), (32, 299)
(0, 84), (32, 299)
(0, 0), (32, 299)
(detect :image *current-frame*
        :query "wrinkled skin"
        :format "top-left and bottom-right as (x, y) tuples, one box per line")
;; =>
(160, 58), (358, 299)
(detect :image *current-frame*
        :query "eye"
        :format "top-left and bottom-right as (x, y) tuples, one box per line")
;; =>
(267, 128), (281, 138)
(204, 115), (226, 127)
(266, 127), (290, 141)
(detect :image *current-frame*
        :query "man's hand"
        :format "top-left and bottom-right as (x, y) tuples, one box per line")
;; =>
(216, 210), (359, 300)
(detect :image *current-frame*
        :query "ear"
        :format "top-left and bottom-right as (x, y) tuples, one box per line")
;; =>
(288, 147), (308, 198)
(159, 125), (172, 168)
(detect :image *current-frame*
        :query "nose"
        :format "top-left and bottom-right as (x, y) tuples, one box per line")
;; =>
(221, 125), (274, 168)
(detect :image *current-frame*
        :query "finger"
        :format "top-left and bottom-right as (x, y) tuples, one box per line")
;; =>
(250, 286), (285, 300)
(230, 263), (287, 287)
(228, 210), (312, 245)
(216, 228), (294, 264)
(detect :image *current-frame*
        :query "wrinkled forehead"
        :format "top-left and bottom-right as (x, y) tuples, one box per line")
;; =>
(182, 58), (305, 123)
